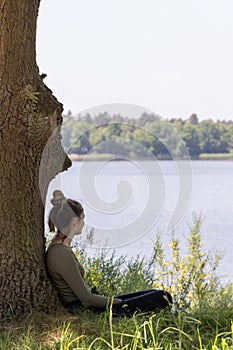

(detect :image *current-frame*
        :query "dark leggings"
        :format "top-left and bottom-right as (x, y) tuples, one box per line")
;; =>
(66, 289), (172, 317)
(112, 289), (172, 316)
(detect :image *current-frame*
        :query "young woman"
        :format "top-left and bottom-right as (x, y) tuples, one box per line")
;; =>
(46, 190), (172, 316)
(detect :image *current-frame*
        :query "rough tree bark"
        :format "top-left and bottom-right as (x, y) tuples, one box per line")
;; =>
(0, 0), (71, 317)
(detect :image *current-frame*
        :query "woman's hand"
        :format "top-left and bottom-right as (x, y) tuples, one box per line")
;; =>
(114, 298), (122, 303)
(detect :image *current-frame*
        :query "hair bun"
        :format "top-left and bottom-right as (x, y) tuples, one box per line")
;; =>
(50, 190), (66, 207)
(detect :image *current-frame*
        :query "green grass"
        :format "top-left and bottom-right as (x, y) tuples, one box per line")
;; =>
(1, 216), (233, 349)
(0, 307), (232, 349)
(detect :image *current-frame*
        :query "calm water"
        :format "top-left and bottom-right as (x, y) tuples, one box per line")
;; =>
(47, 160), (233, 284)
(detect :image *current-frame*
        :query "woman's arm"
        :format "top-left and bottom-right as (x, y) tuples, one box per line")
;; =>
(53, 246), (113, 308)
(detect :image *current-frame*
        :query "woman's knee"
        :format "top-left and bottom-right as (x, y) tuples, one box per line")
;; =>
(161, 290), (173, 307)
(152, 289), (173, 307)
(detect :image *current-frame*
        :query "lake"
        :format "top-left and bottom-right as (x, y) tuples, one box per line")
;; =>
(46, 160), (233, 284)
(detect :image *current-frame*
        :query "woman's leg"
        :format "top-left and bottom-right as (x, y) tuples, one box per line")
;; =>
(115, 289), (155, 300)
(112, 289), (172, 316)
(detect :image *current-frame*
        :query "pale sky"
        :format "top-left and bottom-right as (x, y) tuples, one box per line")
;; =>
(37, 0), (233, 121)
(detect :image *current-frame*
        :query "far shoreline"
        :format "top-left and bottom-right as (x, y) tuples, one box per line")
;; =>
(67, 153), (233, 162)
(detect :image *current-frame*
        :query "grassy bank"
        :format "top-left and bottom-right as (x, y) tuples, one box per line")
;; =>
(198, 153), (233, 160)
(1, 217), (232, 349)
(68, 153), (116, 161)
(0, 307), (232, 349)
(68, 153), (233, 161)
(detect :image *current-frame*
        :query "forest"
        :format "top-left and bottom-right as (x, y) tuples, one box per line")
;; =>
(61, 112), (233, 160)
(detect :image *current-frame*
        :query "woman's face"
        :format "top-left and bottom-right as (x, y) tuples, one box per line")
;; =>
(75, 212), (85, 235)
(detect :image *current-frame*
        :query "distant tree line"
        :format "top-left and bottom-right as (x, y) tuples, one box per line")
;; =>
(61, 112), (233, 159)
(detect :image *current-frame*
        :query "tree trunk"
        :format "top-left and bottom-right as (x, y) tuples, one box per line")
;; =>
(0, 0), (71, 318)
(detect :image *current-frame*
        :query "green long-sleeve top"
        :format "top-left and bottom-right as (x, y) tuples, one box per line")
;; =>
(46, 243), (111, 308)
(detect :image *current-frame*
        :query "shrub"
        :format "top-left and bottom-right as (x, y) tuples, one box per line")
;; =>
(72, 215), (231, 312)
(152, 215), (226, 311)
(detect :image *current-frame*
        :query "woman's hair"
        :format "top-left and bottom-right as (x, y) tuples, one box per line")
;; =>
(48, 190), (83, 242)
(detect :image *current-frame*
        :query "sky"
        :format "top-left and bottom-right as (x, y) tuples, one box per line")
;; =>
(37, 0), (233, 121)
